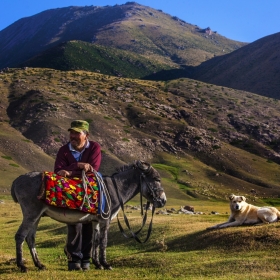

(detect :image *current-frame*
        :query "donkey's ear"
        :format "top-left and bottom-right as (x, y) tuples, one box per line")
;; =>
(136, 160), (144, 169)
(136, 160), (150, 171)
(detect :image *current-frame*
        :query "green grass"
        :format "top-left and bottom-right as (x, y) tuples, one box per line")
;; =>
(1, 156), (13, 160)
(22, 41), (171, 79)
(1, 195), (280, 279)
(153, 163), (179, 180)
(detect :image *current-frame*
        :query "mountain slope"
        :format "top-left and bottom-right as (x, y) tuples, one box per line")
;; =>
(19, 40), (172, 78)
(0, 3), (245, 69)
(192, 32), (280, 99)
(1, 68), (280, 200)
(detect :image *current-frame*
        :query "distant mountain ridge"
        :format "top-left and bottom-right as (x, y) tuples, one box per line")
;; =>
(0, 2), (245, 70)
(192, 32), (280, 99)
(0, 5), (124, 67)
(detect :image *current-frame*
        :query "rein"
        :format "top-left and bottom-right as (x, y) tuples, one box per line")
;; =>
(111, 172), (156, 244)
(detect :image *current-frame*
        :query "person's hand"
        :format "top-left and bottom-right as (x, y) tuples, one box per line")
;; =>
(77, 162), (93, 172)
(57, 170), (72, 177)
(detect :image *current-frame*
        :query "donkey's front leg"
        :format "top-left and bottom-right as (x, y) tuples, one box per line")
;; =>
(99, 221), (112, 270)
(91, 223), (102, 269)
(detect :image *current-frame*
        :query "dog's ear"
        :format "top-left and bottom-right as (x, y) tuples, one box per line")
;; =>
(241, 196), (246, 201)
(229, 194), (235, 200)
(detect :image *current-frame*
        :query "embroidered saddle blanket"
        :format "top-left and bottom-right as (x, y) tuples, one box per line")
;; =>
(39, 171), (100, 214)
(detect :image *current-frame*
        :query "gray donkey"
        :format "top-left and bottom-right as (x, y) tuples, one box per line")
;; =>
(11, 160), (167, 272)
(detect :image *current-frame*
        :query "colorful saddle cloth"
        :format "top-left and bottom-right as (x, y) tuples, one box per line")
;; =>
(41, 171), (100, 214)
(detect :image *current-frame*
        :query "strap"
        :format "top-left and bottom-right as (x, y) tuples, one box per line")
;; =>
(112, 176), (155, 244)
(117, 205), (155, 244)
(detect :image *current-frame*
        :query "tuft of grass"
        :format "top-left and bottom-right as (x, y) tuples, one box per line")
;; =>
(1, 156), (12, 160)
(9, 163), (20, 167)
(153, 163), (179, 180)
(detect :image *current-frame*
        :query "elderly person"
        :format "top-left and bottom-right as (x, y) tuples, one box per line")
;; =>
(54, 120), (101, 271)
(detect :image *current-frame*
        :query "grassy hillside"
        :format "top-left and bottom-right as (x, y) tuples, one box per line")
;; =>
(20, 41), (172, 78)
(1, 68), (280, 202)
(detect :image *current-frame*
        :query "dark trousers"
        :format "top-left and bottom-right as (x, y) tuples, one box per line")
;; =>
(66, 223), (93, 261)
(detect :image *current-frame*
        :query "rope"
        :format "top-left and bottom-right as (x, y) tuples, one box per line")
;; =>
(112, 175), (155, 244)
(81, 169), (111, 219)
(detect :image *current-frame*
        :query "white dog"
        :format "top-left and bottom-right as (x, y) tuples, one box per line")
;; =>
(207, 194), (280, 229)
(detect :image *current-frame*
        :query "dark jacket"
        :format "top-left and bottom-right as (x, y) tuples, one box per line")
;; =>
(54, 141), (101, 177)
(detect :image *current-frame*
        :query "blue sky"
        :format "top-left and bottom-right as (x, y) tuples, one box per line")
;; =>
(1, 0), (279, 43)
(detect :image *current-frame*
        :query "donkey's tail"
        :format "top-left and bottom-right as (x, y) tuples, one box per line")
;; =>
(11, 179), (18, 203)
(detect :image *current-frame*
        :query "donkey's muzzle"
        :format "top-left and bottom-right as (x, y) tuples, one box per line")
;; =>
(154, 192), (167, 208)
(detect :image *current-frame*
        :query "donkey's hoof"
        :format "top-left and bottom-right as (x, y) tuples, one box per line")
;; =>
(99, 261), (112, 270)
(38, 264), (46, 270)
(92, 260), (103, 270)
(20, 265), (28, 273)
(103, 264), (113, 270)
(94, 264), (103, 270)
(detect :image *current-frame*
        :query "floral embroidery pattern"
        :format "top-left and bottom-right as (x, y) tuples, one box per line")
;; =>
(43, 171), (99, 214)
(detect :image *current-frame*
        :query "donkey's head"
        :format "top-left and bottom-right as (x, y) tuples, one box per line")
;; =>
(135, 160), (167, 208)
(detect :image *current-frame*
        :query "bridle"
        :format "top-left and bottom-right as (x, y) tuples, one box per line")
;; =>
(140, 171), (165, 210)
(111, 162), (163, 243)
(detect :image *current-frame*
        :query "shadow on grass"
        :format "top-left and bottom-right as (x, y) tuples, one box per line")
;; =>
(36, 224), (67, 248)
(155, 223), (280, 253)
(108, 223), (280, 269)
(108, 222), (280, 254)
(5, 219), (19, 224)
(37, 223), (66, 234)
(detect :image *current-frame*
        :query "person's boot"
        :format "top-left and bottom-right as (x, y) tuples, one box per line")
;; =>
(68, 260), (82, 271)
(81, 259), (90, 271)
